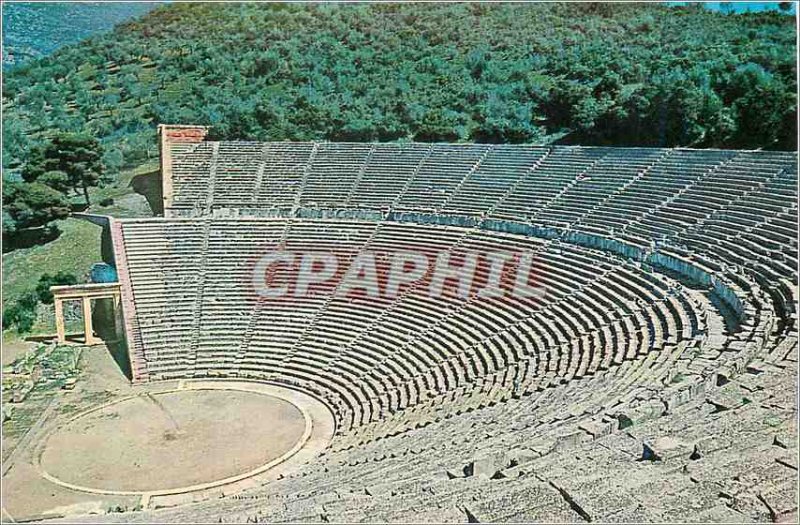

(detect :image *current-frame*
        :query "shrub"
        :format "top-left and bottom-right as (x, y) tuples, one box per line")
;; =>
(3, 291), (40, 333)
(36, 272), (79, 304)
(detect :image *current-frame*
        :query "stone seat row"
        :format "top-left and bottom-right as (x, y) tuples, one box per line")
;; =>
(119, 218), (702, 432)
(169, 143), (788, 226)
(163, 144), (797, 301)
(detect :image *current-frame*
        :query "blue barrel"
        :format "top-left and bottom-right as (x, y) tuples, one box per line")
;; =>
(90, 263), (118, 283)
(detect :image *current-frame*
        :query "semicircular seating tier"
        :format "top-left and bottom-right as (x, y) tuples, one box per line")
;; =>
(166, 143), (796, 284)
(114, 218), (711, 434)
(112, 142), (797, 446)
(163, 142), (797, 334)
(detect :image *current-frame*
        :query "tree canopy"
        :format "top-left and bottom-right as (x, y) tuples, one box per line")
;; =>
(3, 181), (70, 235)
(2, 2), (796, 177)
(22, 133), (105, 205)
(35, 271), (79, 304)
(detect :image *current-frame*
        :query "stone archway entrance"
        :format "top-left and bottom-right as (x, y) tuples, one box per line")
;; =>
(51, 283), (123, 345)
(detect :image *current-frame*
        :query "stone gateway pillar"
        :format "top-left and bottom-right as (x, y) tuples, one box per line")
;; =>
(82, 297), (99, 345)
(50, 283), (122, 346)
(54, 298), (66, 344)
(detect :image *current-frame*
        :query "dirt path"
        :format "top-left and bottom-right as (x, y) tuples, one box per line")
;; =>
(1, 338), (34, 366)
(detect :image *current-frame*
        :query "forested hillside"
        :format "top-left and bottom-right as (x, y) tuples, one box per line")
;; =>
(2, 2), (161, 69)
(2, 2), (796, 178)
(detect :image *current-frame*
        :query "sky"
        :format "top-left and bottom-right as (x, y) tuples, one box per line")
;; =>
(667, 2), (797, 14)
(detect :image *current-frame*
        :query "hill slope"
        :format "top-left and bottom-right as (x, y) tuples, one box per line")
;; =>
(2, 2), (796, 178)
(2, 2), (162, 69)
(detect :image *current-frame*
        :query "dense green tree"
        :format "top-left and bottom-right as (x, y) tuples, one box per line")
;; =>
(725, 63), (796, 148)
(37, 170), (72, 194)
(3, 181), (70, 230)
(3, 181), (70, 233)
(22, 133), (105, 205)
(1, 1), (796, 171)
(3, 210), (18, 237)
(2, 273), (77, 333)
(3, 179), (68, 253)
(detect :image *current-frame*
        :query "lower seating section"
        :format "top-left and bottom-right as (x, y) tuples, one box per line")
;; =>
(119, 219), (205, 377)
(118, 218), (706, 434)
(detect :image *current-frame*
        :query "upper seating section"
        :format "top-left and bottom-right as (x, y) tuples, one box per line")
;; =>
(165, 141), (797, 281)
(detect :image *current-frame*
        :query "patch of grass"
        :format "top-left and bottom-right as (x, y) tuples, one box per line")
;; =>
(2, 162), (157, 341)
(90, 162), (159, 218)
(59, 403), (80, 415)
(2, 219), (102, 305)
(81, 390), (115, 406)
